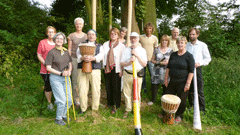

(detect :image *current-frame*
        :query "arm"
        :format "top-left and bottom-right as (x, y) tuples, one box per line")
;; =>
(76, 47), (83, 63)
(37, 54), (45, 66)
(131, 49), (147, 67)
(200, 44), (211, 66)
(164, 68), (169, 87)
(67, 37), (72, 56)
(184, 73), (194, 92)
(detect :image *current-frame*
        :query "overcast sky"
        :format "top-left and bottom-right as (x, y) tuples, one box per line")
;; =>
(35, 0), (240, 8)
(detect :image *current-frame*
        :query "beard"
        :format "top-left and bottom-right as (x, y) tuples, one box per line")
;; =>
(190, 37), (197, 42)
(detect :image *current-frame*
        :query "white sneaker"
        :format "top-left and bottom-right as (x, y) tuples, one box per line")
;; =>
(147, 101), (154, 106)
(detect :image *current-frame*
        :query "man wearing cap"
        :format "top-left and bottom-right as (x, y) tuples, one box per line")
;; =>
(76, 29), (104, 114)
(121, 32), (147, 118)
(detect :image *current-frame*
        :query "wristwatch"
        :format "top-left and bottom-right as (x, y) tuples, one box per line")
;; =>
(60, 72), (63, 76)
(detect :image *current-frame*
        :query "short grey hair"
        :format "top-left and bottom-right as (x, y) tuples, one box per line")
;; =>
(74, 17), (84, 25)
(53, 32), (67, 44)
(120, 27), (127, 32)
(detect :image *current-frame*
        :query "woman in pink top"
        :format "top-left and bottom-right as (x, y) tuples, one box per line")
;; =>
(37, 26), (56, 111)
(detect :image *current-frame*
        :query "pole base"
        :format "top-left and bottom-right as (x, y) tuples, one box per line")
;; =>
(135, 128), (142, 135)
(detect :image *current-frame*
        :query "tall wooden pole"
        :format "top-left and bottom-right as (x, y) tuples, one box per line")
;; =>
(92, 0), (96, 30)
(109, 0), (112, 31)
(126, 0), (132, 47)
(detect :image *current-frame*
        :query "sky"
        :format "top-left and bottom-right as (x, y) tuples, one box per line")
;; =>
(35, 0), (240, 8)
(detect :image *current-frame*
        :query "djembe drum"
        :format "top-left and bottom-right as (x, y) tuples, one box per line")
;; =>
(78, 43), (96, 73)
(161, 94), (181, 124)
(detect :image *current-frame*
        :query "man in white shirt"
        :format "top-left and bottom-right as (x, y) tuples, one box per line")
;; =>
(186, 28), (211, 113)
(121, 32), (147, 118)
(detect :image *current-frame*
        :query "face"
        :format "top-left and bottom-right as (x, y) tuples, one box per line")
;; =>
(55, 35), (64, 46)
(145, 26), (153, 35)
(120, 31), (127, 38)
(177, 40), (186, 51)
(189, 30), (199, 42)
(161, 38), (168, 47)
(171, 28), (179, 39)
(130, 36), (139, 45)
(47, 28), (56, 39)
(110, 31), (118, 41)
(87, 31), (97, 42)
(75, 19), (84, 31)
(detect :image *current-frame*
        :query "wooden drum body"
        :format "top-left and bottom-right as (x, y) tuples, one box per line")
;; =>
(161, 94), (181, 124)
(79, 43), (96, 73)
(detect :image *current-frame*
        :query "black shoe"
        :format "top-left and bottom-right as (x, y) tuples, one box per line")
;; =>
(78, 110), (84, 114)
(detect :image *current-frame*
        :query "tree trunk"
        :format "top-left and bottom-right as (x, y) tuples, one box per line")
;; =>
(121, 0), (140, 34)
(109, 0), (112, 31)
(97, 0), (103, 25)
(143, 0), (158, 37)
(84, 0), (92, 26)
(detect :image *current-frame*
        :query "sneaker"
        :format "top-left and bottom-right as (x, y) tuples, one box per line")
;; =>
(47, 103), (55, 111)
(62, 116), (71, 122)
(54, 119), (66, 125)
(147, 101), (153, 106)
(175, 116), (182, 123)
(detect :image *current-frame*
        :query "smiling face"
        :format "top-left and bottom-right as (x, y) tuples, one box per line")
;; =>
(161, 38), (169, 47)
(145, 26), (153, 35)
(75, 19), (84, 31)
(110, 31), (119, 41)
(55, 35), (64, 46)
(87, 30), (96, 42)
(47, 28), (56, 39)
(130, 36), (139, 45)
(189, 30), (199, 42)
(171, 28), (179, 39)
(177, 40), (186, 51)
(120, 30), (127, 38)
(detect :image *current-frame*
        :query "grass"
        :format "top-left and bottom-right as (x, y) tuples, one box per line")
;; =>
(0, 55), (240, 134)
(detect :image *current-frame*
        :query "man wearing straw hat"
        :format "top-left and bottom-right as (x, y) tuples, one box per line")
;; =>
(121, 32), (147, 118)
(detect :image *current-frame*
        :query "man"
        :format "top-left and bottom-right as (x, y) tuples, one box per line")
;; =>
(186, 27), (211, 114)
(121, 32), (147, 118)
(139, 22), (158, 93)
(76, 29), (104, 114)
(169, 27), (180, 52)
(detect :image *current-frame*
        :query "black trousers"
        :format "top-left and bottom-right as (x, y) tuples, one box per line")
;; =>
(165, 80), (189, 118)
(104, 67), (121, 108)
(188, 67), (205, 112)
(41, 73), (52, 92)
(151, 83), (166, 102)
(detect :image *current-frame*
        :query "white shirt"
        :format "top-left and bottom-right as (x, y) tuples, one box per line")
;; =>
(186, 40), (211, 66)
(121, 46), (147, 71)
(102, 41), (125, 73)
(76, 43), (104, 63)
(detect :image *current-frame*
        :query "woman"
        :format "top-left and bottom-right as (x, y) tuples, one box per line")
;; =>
(148, 35), (173, 106)
(103, 28), (125, 114)
(37, 26), (56, 111)
(45, 32), (72, 125)
(67, 17), (87, 106)
(119, 27), (127, 45)
(164, 36), (195, 123)
(76, 29), (104, 114)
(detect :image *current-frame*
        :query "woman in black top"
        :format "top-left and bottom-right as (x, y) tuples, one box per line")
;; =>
(164, 36), (195, 123)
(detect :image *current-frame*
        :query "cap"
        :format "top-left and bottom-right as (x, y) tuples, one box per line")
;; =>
(130, 32), (139, 37)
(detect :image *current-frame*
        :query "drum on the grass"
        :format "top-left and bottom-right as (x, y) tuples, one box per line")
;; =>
(161, 94), (181, 124)
(78, 43), (96, 73)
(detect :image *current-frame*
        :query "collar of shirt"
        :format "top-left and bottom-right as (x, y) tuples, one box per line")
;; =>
(143, 34), (153, 38)
(190, 40), (200, 46)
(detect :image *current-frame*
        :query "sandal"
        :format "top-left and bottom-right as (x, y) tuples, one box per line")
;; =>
(175, 116), (182, 123)
(157, 114), (163, 119)
(111, 107), (116, 114)
(147, 101), (154, 106)
(123, 111), (129, 118)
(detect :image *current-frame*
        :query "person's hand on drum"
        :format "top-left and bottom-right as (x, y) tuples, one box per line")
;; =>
(83, 55), (95, 62)
(164, 79), (168, 87)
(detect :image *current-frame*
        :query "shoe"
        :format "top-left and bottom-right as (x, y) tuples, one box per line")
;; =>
(175, 116), (182, 123)
(157, 114), (163, 119)
(47, 103), (55, 111)
(147, 101), (153, 106)
(78, 110), (84, 114)
(54, 119), (66, 125)
(75, 102), (80, 106)
(123, 111), (129, 118)
(62, 116), (71, 122)
(111, 107), (116, 114)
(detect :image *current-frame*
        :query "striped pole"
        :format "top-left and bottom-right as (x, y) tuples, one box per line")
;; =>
(132, 60), (142, 135)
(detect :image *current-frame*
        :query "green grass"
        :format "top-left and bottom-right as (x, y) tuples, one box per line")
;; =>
(0, 55), (239, 134)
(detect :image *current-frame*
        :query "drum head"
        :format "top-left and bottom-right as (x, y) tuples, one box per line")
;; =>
(161, 94), (181, 104)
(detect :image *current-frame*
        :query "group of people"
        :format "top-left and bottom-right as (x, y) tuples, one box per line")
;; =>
(37, 17), (211, 125)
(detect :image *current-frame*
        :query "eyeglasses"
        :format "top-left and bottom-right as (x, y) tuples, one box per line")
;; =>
(56, 38), (64, 41)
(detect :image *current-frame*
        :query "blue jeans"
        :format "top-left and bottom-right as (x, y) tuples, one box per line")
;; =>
(142, 61), (154, 92)
(50, 73), (72, 120)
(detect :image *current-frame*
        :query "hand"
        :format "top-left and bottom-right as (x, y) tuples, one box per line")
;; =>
(130, 56), (136, 62)
(131, 49), (139, 58)
(161, 60), (168, 65)
(119, 70), (123, 77)
(184, 83), (190, 92)
(164, 79), (168, 87)
(84, 55), (95, 62)
(195, 63), (200, 68)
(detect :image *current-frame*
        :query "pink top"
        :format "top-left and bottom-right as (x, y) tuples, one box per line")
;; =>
(37, 39), (55, 74)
